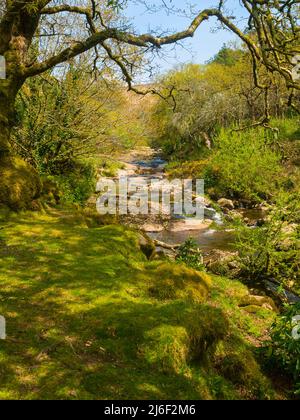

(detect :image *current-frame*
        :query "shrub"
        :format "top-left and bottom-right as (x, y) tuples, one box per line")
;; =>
(167, 128), (283, 203)
(44, 160), (96, 206)
(271, 118), (300, 142)
(268, 303), (300, 395)
(204, 128), (282, 202)
(236, 193), (300, 293)
(166, 160), (209, 180)
(176, 238), (205, 271)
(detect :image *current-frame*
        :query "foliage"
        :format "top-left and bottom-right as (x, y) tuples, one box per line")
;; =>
(176, 238), (205, 271)
(205, 128), (282, 201)
(236, 193), (300, 293)
(209, 44), (244, 67)
(268, 303), (300, 395)
(98, 158), (125, 177)
(107, 0), (127, 10)
(167, 127), (283, 202)
(13, 67), (131, 175)
(271, 117), (300, 167)
(45, 160), (97, 206)
(12, 64), (156, 205)
(152, 51), (289, 160)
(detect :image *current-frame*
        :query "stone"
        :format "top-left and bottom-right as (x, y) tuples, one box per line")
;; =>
(229, 210), (243, 220)
(138, 234), (156, 259)
(142, 223), (164, 233)
(239, 295), (277, 312)
(242, 305), (273, 314)
(217, 198), (235, 210)
(170, 219), (212, 232)
(205, 249), (239, 275)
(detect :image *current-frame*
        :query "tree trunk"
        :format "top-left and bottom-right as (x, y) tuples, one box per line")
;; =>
(0, 80), (16, 157)
(0, 79), (41, 210)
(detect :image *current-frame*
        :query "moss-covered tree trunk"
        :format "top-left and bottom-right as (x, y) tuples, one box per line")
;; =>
(0, 78), (41, 210)
(0, 8), (42, 210)
(0, 80), (19, 157)
(0, 73), (42, 210)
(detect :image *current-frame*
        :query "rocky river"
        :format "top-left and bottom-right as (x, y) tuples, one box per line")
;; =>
(96, 147), (300, 305)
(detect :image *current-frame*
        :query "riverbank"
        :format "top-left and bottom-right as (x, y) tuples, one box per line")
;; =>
(95, 148), (300, 305)
(0, 208), (291, 399)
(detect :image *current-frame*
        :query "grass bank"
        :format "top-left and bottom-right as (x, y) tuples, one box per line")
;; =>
(0, 209), (287, 399)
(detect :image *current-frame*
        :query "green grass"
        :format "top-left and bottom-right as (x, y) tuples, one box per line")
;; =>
(0, 209), (286, 400)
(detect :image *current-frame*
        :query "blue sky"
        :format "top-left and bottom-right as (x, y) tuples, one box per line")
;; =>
(124, 1), (249, 79)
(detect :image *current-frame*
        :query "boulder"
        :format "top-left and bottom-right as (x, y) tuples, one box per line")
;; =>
(138, 234), (156, 259)
(239, 294), (277, 312)
(242, 304), (273, 314)
(147, 262), (211, 304)
(225, 210), (243, 222)
(0, 156), (41, 211)
(217, 198), (235, 210)
(205, 249), (239, 275)
(142, 223), (164, 233)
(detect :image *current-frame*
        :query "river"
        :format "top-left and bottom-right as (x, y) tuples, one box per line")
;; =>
(110, 149), (300, 304)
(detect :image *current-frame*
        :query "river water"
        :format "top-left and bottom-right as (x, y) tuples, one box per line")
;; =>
(101, 149), (300, 304)
(128, 155), (237, 253)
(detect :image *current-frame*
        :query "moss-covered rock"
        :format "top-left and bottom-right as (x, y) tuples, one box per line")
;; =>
(41, 177), (62, 206)
(139, 325), (190, 374)
(139, 306), (229, 374)
(239, 295), (277, 312)
(82, 209), (118, 228)
(148, 262), (211, 303)
(0, 156), (41, 211)
(206, 250), (239, 276)
(219, 351), (272, 399)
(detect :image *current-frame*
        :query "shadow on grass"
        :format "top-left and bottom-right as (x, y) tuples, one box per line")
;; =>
(0, 211), (231, 399)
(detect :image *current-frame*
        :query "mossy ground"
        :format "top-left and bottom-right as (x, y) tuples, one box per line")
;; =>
(0, 209), (288, 399)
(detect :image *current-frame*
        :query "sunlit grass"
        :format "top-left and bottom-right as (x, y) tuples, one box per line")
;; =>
(0, 209), (281, 399)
